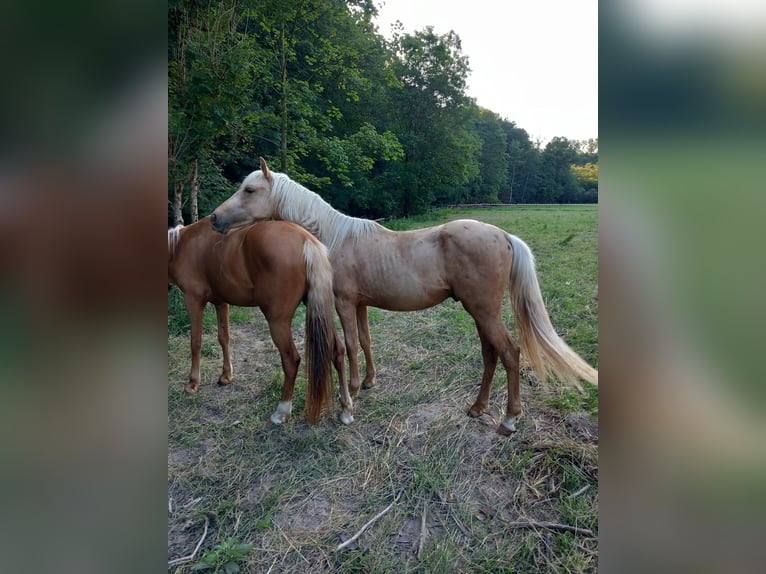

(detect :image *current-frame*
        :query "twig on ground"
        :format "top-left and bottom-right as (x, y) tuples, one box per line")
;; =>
(567, 484), (591, 499)
(416, 499), (428, 560)
(168, 514), (210, 566)
(337, 490), (403, 551)
(504, 520), (595, 537)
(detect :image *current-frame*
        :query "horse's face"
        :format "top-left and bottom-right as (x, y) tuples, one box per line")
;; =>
(211, 167), (276, 234)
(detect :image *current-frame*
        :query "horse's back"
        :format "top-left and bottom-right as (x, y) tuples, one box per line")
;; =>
(241, 221), (313, 270)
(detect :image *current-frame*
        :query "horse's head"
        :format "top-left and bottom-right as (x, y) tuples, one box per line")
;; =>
(211, 157), (277, 234)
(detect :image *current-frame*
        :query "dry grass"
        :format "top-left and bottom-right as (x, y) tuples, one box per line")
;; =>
(168, 205), (598, 573)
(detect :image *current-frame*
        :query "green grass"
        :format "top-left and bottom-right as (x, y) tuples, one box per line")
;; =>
(168, 205), (598, 573)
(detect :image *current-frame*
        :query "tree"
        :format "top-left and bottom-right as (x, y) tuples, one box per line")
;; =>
(465, 108), (508, 203)
(571, 162), (598, 202)
(388, 26), (479, 214)
(534, 137), (580, 203)
(500, 121), (538, 203)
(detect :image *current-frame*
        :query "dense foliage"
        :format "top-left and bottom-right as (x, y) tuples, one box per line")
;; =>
(169, 0), (597, 222)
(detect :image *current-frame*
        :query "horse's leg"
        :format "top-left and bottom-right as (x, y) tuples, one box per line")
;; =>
(357, 305), (377, 389)
(464, 303), (523, 435)
(183, 294), (205, 393)
(336, 300), (362, 399)
(333, 331), (354, 425)
(467, 329), (499, 417)
(265, 314), (301, 424)
(215, 302), (233, 385)
(496, 328), (522, 435)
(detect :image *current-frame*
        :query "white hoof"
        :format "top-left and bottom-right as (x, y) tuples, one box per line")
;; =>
(501, 416), (518, 433)
(339, 409), (354, 426)
(270, 401), (292, 425)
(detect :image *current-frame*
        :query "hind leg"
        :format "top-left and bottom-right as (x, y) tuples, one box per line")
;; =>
(468, 329), (498, 417)
(496, 332), (522, 435)
(265, 314), (300, 424)
(464, 300), (523, 435)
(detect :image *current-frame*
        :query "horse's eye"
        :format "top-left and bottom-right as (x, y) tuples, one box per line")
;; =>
(244, 187), (254, 194)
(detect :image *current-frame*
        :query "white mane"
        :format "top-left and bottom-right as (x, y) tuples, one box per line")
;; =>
(270, 173), (383, 252)
(168, 224), (183, 257)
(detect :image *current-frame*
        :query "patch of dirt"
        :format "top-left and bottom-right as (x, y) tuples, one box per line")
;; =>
(565, 411), (598, 443)
(274, 493), (333, 533)
(245, 474), (276, 507)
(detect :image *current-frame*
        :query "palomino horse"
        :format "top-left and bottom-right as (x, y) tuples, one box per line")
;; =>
(211, 158), (598, 435)
(168, 217), (346, 424)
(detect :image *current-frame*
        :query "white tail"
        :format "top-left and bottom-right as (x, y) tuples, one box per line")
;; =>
(506, 234), (598, 390)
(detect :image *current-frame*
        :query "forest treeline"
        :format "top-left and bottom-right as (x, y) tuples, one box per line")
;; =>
(169, 0), (597, 223)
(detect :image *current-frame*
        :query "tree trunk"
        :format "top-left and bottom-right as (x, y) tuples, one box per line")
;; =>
(279, 20), (288, 172)
(172, 178), (184, 226)
(520, 173), (529, 204)
(190, 160), (199, 223)
(508, 165), (516, 204)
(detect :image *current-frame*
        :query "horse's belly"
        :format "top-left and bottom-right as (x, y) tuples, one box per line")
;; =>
(359, 281), (450, 311)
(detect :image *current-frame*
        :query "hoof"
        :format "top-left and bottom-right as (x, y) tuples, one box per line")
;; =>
(184, 384), (199, 394)
(362, 377), (377, 390)
(270, 413), (291, 425)
(270, 401), (292, 425)
(496, 417), (518, 436)
(467, 405), (485, 418)
(217, 378), (232, 386)
(339, 409), (354, 426)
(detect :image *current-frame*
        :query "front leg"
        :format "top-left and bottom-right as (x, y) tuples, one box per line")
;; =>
(215, 302), (233, 385)
(184, 294), (206, 393)
(336, 300), (361, 399)
(332, 331), (354, 425)
(357, 305), (377, 389)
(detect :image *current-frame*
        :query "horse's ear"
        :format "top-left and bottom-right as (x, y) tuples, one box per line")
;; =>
(259, 156), (272, 181)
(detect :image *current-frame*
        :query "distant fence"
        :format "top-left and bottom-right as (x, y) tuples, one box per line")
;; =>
(375, 203), (596, 223)
(446, 203), (597, 209)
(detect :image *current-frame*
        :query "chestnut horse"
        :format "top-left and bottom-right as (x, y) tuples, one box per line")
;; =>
(168, 217), (346, 425)
(211, 158), (598, 435)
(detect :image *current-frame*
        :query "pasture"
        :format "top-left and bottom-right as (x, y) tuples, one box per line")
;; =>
(168, 205), (598, 572)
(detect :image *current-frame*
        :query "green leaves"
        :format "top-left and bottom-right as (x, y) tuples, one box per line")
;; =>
(168, 1), (597, 224)
(191, 537), (253, 573)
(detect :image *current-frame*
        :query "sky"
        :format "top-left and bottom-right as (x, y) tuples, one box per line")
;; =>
(373, 0), (598, 145)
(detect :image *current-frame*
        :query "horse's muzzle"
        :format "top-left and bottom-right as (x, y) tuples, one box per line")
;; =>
(210, 213), (228, 234)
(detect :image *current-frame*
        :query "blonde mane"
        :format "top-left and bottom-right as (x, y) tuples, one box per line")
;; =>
(270, 173), (383, 252)
(168, 224), (183, 257)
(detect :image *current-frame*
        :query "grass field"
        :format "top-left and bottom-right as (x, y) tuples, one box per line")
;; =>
(168, 205), (598, 573)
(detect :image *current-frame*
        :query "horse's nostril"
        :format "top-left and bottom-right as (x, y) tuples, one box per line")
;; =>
(211, 213), (217, 223)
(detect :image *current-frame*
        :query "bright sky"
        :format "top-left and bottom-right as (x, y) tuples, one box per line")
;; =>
(374, 0), (598, 145)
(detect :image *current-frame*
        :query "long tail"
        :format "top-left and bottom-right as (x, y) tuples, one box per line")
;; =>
(506, 234), (598, 390)
(301, 238), (336, 423)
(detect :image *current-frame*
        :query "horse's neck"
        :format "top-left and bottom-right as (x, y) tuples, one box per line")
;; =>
(276, 176), (373, 251)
